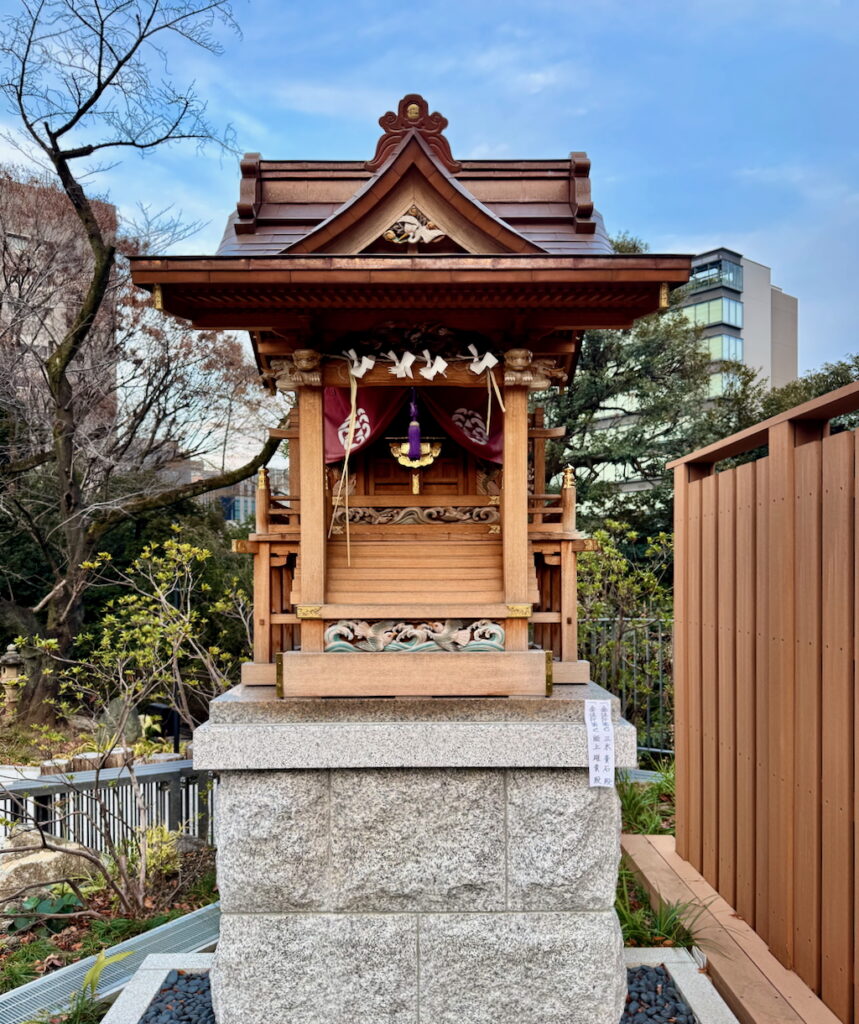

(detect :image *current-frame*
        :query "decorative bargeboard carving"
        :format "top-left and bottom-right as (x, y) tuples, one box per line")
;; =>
(324, 619), (505, 653)
(383, 206), (446, 245)
(330, 505), (500, 525)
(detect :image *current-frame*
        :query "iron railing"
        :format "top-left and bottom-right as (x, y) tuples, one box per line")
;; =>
(579, 617), (674, 756)
(0, 760), (215, 849)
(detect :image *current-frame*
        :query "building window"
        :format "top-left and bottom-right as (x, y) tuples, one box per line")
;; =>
(705, 334), (743, 361)
(708, 371), (740, 398)
(684, 298), (743, 329)
(689, 257), (743, 293)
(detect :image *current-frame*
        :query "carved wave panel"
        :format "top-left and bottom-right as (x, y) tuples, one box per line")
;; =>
(331, 505), (500, 525)
(324, 619), (505, 653)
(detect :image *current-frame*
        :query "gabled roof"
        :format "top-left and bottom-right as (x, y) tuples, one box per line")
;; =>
(130, 94), (692, 352)
(218, 93), (613, 258)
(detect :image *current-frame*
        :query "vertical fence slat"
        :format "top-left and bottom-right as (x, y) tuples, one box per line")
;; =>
(674, 465), (690, 860)
(701, 471), (720, 888)
(754, 455), (771, 939)
(734, 461), (756, 927)
(686, 477), (705, 870)
(854, 435), (859, 1024)
(717, 469), (737, 909)
(793, 438), (823, 994)
(820, 429), (855, 1022)
(768, 422), (797, 966)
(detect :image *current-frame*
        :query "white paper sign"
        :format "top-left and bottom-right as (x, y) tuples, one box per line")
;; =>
(585, 699), (615, 788)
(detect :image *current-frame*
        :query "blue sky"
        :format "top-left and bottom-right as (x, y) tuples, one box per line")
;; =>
(2, 0), (857, 373)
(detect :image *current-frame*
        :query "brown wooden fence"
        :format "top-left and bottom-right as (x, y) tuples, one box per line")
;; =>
(671, 382), (859, 1024)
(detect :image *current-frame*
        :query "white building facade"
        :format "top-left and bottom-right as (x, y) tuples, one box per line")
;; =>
(680, 247), (798, 395)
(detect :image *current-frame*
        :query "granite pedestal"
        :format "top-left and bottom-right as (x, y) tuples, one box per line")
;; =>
(193, 682), (637, 1024)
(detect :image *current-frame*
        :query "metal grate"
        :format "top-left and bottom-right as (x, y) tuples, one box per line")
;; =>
(0, 901), (220, 1024)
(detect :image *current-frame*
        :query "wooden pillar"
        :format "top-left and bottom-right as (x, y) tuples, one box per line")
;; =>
(560, 466), (577, 662)
(253, 468), (271, 663)
(503, 385), (530, 651)
(288, 404), (300, 499)
(532, 406), (545, 525)
(298, 385), (326, 652)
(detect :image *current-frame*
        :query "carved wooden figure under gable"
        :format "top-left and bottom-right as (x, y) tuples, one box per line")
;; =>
(269, 349), (322, 390)
(503, 349), (568, 390)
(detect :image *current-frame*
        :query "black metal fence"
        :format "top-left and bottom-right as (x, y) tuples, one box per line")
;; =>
(579, 617), (674, 756)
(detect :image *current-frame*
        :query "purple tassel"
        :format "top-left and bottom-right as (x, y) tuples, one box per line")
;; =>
(408, 388), (421, 460)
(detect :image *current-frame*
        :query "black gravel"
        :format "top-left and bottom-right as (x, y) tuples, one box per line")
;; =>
(622, 964), (698, 1024)
(137, 963), (697, 1023)
(140, 969), (214, 1024)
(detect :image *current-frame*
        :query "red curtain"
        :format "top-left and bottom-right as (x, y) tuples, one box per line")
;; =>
(421, 387), (503, 463)
(323, 386), (503, 464)
(323, 387), (405, 463)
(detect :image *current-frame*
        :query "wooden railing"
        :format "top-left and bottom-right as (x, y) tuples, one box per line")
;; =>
(670, 381), (859, 1024)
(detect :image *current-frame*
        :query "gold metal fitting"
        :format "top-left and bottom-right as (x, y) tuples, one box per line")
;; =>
(659, 282), (670, 311)
(562, 465), (575, 489)
(296, 605), (323, 619)
(506, 604), (532, 618)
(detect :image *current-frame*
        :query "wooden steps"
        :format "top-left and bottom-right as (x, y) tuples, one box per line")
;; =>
(622, 834), (842, 1024)
(291, 538), (539, 609)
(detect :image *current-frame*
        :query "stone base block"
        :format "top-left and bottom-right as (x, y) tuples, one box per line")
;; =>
(215, 768), (619, 914)
(201, 684), (632, 1024)
(211, 911), (624, 1024)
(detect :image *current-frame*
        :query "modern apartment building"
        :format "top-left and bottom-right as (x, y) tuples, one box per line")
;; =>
(585, 247), (799, 493)
(679, 247), (798, 395)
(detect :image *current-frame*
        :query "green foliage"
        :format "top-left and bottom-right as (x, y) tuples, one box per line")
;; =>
(543, 302), (712, 536)
(760, 354), (859, 424)
(79, 912), (182, 958)
(185, 867), (218, 907)
(0, 938), (59, 993)
(36, 529), (251, 730)
(577, 524), (674, 748)
(618, 762), (675, 835)
(6, 893), (84, 938)
(616, 865), (700, 947)
(48, 949), (132, 1024)
(126, 826), (181, 879)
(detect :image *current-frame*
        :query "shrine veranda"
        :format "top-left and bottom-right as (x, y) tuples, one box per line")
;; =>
(130, 94), (691, 1024)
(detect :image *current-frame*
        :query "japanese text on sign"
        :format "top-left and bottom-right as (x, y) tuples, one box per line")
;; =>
(585, 699), (615, 788)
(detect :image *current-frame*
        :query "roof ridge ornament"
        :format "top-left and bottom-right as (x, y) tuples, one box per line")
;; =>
(365, 94), (462, 174)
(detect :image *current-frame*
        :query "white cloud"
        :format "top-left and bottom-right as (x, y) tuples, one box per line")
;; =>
(274, 82), (395, 121)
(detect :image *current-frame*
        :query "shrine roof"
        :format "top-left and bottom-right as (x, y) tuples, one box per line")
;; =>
(129, 95), (691, 344)
(215, 156), (613, 258)
(214, 95), (613, 258)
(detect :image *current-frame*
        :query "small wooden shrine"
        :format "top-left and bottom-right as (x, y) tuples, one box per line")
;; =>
(131, 95), (690, 698)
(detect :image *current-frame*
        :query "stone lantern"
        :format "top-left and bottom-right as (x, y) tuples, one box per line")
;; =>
(0, 644), (25, 719)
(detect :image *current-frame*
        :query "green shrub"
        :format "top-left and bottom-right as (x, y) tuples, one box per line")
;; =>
(616, 864), (702, 948)
(0, 938), (60, 993)
(6, 893), (84, 938)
